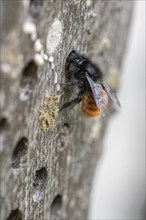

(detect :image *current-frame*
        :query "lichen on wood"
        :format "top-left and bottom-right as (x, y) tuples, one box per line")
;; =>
(39, 94), (62, 131)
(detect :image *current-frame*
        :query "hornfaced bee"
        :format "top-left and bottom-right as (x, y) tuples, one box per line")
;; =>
(60, 51), (120, 117)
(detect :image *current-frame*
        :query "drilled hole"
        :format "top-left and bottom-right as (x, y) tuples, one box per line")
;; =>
(50, 195), (62, 220)
(19, 60), (38, 101)
(0, 117), (9, 152)
(6, 209), (22, 220)
(30, 0), (45, 6)
(63, 123), (70, 128)
(11, 137), (28, 174)
(29, 0), (46, 19)
(32, 167), (47, 202)
(0, 117), (8, 133)
(57, 123), (70, 151)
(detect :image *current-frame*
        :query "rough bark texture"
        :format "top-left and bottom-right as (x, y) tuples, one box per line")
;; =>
(0, 1), (133, 219)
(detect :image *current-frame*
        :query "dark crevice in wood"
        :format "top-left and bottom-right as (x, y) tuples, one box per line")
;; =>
(30, 0), (46, 7)
(0, 117), (9, 133)
(11, 137), (28, 172)
(57, 123), (70, 151)
(29, 0), (46, 19)
(19, 60), (38, 102)
(6, 209), (23, 220)
(32, 167), (48, 202)
(50, 194), (62, 220)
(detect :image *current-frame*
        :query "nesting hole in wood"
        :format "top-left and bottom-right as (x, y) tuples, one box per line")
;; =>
(58, 123), (70, 151)
(11, 137), (28, 174)
(0, 117), (8, 133)
(30, 0), (45, 6)
(63, 123), (70, 128)
(29, 0), (46, 19)
(32, 167), (47, 202)
(6, 209), (22, 220)
(19, 60), (38, 101)
(50, 194), (62, 220)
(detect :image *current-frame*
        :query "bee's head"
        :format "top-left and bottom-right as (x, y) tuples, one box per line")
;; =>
(65, 51), (103, 82)
(65, 50), (83, 74)
(66, 50), (78, 64)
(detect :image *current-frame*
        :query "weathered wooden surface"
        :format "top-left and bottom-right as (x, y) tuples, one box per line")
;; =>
(0, 0), (133, 219)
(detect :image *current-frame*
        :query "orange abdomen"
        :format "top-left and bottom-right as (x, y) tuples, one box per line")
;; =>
(82, 91), (108, 117)
(82, 92), (100, 117)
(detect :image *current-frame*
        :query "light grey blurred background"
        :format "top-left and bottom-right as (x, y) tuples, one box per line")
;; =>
(89, 1), (145, 219)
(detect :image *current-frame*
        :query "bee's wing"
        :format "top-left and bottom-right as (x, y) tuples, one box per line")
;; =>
(102, 79), (121, 108)
(86, 74), (107, 112)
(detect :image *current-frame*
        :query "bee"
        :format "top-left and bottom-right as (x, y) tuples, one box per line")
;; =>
(60, 51), (120, 117)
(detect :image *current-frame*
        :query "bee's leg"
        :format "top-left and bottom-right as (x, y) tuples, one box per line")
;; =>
(59, 97), (82, 111)
(59, 90), (84, 111)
